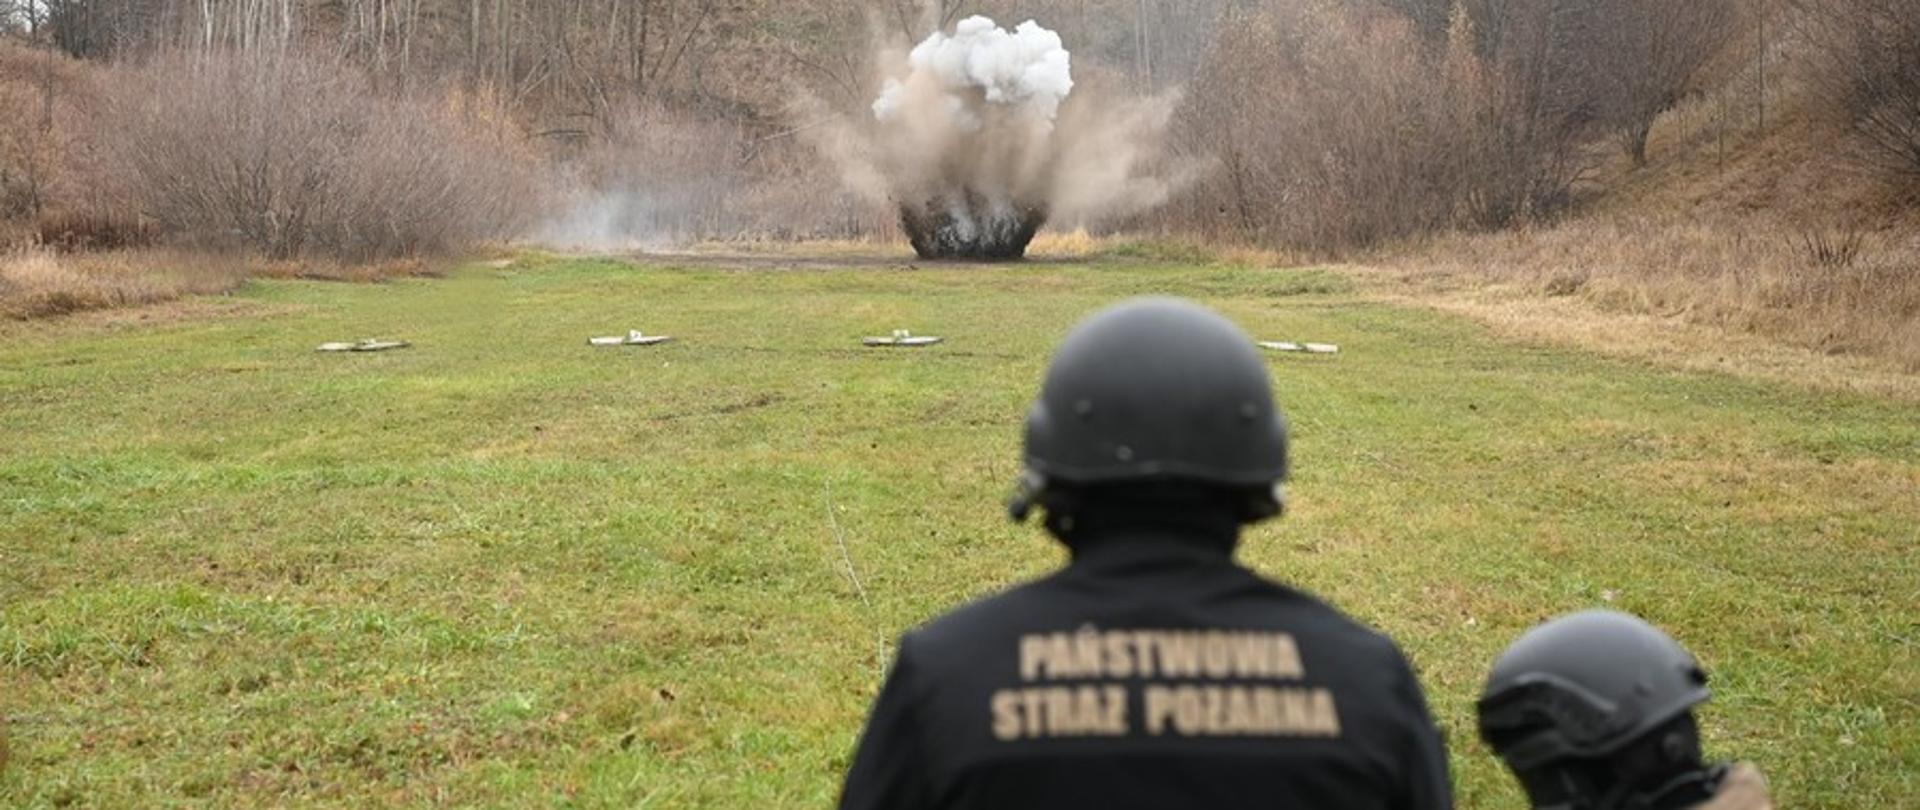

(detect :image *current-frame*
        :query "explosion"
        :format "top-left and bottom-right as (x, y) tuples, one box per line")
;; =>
(873, 18), (1071, 259)
(818, 16), (1185, 261)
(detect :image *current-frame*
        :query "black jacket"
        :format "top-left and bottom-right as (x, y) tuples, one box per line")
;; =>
(839, 527), (1453, 810)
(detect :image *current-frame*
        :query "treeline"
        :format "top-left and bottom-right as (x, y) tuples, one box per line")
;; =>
(15, 0), (748, 122)
(1166, 0), (1746, 249)
(0, 44), (542, 260)
(0, 0), (817, 259)
(1, 0), (1916, 262)
(1162, 0), (1915, 249)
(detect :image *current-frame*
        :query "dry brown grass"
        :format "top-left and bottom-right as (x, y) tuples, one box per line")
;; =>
(0, 249), (251, 319)
(1376, 216), (1920, 373)
(252, 256), (441, 283)
(0, 246), (458, 320)
(1024, 229), (1107, 259)
(32, 210), (161, 251)
(0, 221), (31, 251)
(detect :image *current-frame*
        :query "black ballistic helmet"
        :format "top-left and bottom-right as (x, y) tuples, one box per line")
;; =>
(1010, 297), (1289, 523)
(1480, 611), (1719, 810)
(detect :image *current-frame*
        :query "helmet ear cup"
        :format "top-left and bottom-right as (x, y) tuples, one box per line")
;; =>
(1660, 731), (1690, 765)
(1237, 484), (1285, 524)
(1038, 486), (1082, 541)
(1007, 471), (1047, 523)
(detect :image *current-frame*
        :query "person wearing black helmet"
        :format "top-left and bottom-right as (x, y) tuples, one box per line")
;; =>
(838, 297), (1453, 810)
(1478, 610), (1773, 810)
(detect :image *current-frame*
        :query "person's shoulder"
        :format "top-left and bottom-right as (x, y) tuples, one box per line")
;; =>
(1698, 764), (1773, 810)
(903, 575), (1063, 659)
(1238, 569), (1412, 663)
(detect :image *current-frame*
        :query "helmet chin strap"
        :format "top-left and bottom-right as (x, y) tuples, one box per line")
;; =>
(1567, 761), (1723, 810)
(1609, 763), (1726, 810)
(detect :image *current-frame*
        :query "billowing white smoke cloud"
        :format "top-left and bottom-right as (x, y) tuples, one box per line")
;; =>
(812, 15), (1185, 259)
(873, 17), (1075, 128)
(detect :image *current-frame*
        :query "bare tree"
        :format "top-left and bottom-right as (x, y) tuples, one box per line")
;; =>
(0, 0), (55, 221)
(1454, 0), (1605, 220)
(1592, 0), (1738, 165)
(1794, 0), (1920, 179)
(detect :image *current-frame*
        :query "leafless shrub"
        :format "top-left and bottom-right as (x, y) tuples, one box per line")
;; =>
(1171, 6), (1438, 249)
(102, 50), (538, 261)
(1794, 229), (1869, 269)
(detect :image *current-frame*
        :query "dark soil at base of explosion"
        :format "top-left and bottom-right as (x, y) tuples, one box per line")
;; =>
(899, 197), (1047, 261)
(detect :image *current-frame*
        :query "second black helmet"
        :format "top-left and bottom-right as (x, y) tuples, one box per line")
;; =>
(1479, 611), (1719, 810)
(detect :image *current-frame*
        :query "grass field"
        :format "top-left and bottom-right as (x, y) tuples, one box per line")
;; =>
(2, 253), (1916, 807)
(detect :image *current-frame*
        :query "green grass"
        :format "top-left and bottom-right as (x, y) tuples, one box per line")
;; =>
(2, 254), (1915, 807)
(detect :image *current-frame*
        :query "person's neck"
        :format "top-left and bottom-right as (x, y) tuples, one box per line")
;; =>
(1057, 498), (1242, 566)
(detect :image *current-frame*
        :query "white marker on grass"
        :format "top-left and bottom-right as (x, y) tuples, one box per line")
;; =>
(590, 330), (673, 347)
(317, 339), (410, 353)
(1259, 341), (1339, 355)
(865, 329), (945, 347)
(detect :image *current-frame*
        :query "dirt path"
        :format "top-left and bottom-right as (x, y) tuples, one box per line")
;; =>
(626, 248), (1093, 271)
